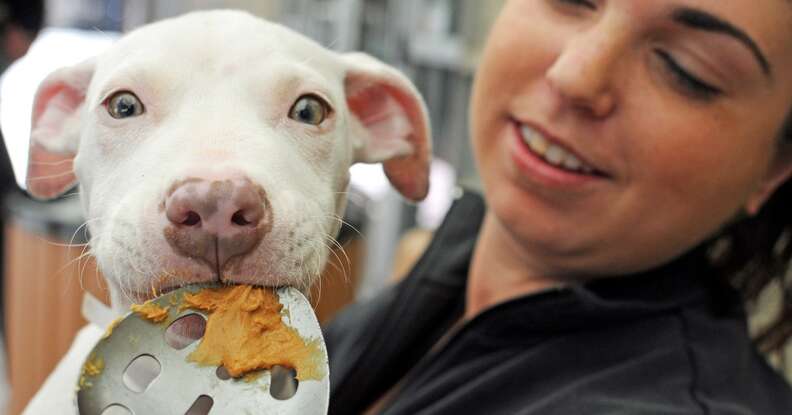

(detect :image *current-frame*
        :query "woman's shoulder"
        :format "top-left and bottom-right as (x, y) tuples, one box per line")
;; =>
(676, 304), (792, 415)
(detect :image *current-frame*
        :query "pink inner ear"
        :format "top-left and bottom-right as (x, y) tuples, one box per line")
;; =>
(33, 84), (85, 138)
(347, 78), (431, 201)
(25, 80), (85, 200)
(26, 144), (76, 200)
(348, 84), (413, 145)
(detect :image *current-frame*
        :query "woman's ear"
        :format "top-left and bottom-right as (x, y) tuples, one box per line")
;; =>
(26, 58), (95, 200)
(745, 140), (792, 216)
(342, 52), (432, 202)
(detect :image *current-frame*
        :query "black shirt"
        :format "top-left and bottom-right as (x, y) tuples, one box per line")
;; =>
(324, 191), (792, 414)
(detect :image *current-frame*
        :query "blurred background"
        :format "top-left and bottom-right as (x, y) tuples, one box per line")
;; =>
(0, 1), (788, 414)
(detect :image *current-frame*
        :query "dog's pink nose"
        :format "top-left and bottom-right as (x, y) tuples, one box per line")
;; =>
(163, 178), (271, 271)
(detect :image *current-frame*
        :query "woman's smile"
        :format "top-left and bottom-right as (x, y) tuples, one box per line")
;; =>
(509, 118), (610, 188)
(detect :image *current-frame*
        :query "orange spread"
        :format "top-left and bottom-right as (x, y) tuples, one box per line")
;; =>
(131, 301), (170, 323)
(78, 354), (104, 390)
(102, 317), (123, 340)
(180, 285), (324, 380)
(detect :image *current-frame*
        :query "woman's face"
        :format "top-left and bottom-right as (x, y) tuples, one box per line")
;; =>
(471, 0), (792, 277)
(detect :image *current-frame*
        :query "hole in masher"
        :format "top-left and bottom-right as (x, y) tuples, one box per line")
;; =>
(165, 313), (207, 350)
(270, 365), (299, 400)
(185, 395), (213, 415)
(216, 365), (231, 380)
(101, 404), (132, 415)
(122, 354), (161, 393)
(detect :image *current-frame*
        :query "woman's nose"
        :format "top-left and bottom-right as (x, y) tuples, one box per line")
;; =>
(545, 26), (625, 118)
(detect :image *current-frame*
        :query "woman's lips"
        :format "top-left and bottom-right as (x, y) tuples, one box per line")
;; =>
(509, 120), (608, 187)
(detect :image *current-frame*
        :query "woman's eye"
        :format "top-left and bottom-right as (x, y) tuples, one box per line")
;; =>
(554, 0), (597, 10)
(289, 95), (329, 126)
(106, 91), (144, 119)
(654, 49), (722, 100)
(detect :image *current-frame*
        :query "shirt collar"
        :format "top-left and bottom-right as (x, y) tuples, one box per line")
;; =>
(415, 189), (738, 342)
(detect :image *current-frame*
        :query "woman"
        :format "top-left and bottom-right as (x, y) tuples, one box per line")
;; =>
(325, 1), (792, 413)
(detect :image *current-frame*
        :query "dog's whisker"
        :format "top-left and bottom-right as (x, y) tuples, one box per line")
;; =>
(325, 36), (340, 50)
(38, 225), (97, 294)
(46, 240), (90, 249)
(325, 234), (352, 281)
(301, 241), (322, 304)
(77, 249), (96, 294)
(321, 234), (346, 269)
(91, 26), (108, 36)
(327, 237), (352, 284)
(310, 239), (325, 291)
(296, 235), (321, 289)
(299, 245), (311, 292)
(322, 248), (345, 287)
(334, 218), (365, 240)
(158, 270), (183, 292)
(115, 222), (159, 297)
(63, 241), (96, 299)
(62, 217), (101, 249)
(56, 244), (94, 289)
(106, 230), (137, 306)
(300, 212), (365, 241)
(28, 159), (75, 167)
(93, 255), (104, 295)
(83, 245), (106, 296)
(324, 212), (365, 239)
(26, 171), (77, 181)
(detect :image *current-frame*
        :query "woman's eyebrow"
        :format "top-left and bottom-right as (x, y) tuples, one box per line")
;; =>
(671, 7), (772, 79)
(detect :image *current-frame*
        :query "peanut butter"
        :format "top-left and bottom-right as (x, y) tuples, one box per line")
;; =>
(78, 354), (104, 390)
(102, 317), (123, 340)
(131, 301), (170, 323)
(180, 285), (324, 380)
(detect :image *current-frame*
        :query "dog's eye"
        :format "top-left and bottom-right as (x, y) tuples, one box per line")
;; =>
(106, 91), (144, 119)
(289, 95), (329, 126)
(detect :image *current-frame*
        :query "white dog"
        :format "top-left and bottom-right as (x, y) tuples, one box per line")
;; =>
(22, 10), (430, 414)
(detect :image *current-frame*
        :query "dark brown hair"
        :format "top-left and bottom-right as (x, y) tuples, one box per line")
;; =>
(712, 114), (792, 354)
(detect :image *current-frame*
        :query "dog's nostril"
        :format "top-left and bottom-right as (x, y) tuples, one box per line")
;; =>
(182, 211), (201, 226)
(231, 210), (252, 226)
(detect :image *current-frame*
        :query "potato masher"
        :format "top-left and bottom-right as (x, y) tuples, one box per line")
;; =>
(76, 284), (329, 415)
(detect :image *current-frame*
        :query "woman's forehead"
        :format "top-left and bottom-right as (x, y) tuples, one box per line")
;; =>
(739, 0), (792, 49)
(736, 0), (792, 85)
(502, 0), (792, 86)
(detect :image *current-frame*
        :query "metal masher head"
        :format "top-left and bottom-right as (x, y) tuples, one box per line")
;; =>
(76, 284), (329, 415)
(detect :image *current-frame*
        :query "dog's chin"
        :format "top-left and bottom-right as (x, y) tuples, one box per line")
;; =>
(129, 284), (183, 303)
(108, 246), (320, 306)
(126, 266), (308, 304)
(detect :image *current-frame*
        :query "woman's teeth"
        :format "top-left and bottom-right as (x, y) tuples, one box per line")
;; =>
(520, 125), (594, 174)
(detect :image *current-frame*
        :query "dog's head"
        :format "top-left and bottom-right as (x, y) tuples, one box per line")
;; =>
(25, 10), (430, 309)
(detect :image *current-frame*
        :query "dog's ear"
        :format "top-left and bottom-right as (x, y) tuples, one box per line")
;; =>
(342, 52), (432, 202)
(26, 58), (95, 200)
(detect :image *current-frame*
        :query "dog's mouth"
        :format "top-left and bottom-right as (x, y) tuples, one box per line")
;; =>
(129, 278), (283, 304)
(127, 257), (234, 303)
(130, 284), (182, 303)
